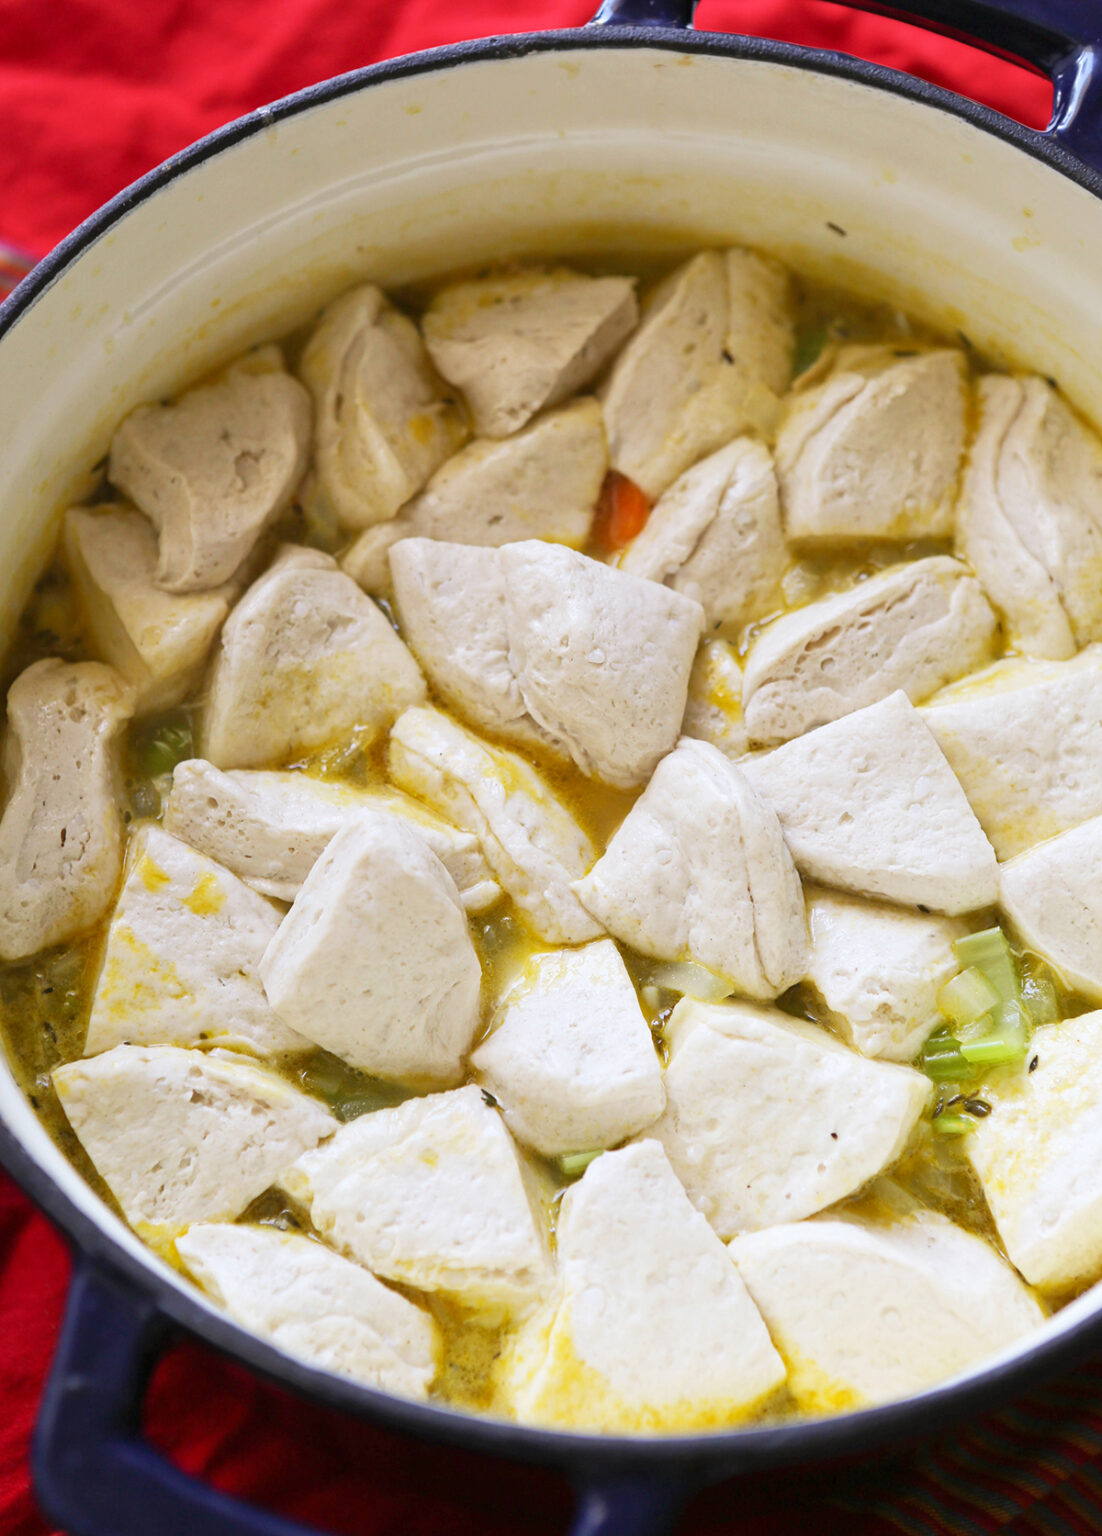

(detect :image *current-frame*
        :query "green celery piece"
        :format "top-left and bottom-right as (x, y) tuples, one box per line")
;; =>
(296, 1050), (409, 1119)
(793, 325), (828, 376)
(134, 713), (195, 780)
(953, 928), (1018, 1003)
(937, 966), (1000, 1028)
(920, 1032), (974, 1082)
(959, 1034), (1026, 1066)
(924, 1027), (957, 1047)
(334, 1094), (384, 1124)
(957, 995), (1029, 1065)
(933, 1113), (975, 1136)
(558, 1150), (603, 1179)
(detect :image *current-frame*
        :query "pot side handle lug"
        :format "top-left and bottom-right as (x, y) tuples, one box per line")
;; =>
(590, 0), (697, 28)
(846, 1), (1102, 171)
(33, 1258), (330, 1536)
(589, 0), (1102, 175)
(37, 1258), (703, 1536)
(569, 1470), (700, 1536)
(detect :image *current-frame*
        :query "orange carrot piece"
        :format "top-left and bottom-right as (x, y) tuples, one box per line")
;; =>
(593, 471), (651, 552)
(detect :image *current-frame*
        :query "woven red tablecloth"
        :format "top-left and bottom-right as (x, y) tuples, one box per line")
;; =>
(0, 4), (1093, 1532)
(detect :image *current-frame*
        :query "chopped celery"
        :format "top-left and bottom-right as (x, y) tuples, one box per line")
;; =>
(933, 1113), (974, 1136)
(937, 966), (1000, 1029)
(923, 920), (1036, 1082)
(296, 1050), (409, 1120)
(558, 1150), (603, 1178)
(131, 712), (195, 780)
(959, 1033), (1026, 1066)
(956, 1011), (995, 1045)
(920, 1030), (974, 1082)
(793, 325), (828, 376)
(952, 927), (1018, 1003)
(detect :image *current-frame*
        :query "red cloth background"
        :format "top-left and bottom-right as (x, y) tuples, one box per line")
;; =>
(0, 4), (1084, 1535)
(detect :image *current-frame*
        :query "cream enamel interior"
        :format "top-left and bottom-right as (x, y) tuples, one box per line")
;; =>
(3, 37), (1102, 1410)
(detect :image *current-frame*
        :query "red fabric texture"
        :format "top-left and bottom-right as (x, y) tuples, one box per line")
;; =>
(0, 4), (1082, 1533)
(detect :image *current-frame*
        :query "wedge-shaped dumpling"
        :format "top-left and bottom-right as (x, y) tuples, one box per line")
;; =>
(744, 692), (999, 914)
(260, 812), (481, 1085)
(0, 659), (135, 962)
(201, 546), (425, 769)
(388, 707), (601, 944)
(922, 651), (1102, 860)
(390, 538), (704, 790)
(422, 267), (637, 439)
(602, 249), (795, 499)
(646, 998), (930, 1236)
(680, 638), (748, 759)
(994, 381), (1102, 642)
(176, 1223), (440, 1398)
(957, 376), (1102, 658)
(957, 377), (1073, 659)
(777, 346), (966, 542)
(83, 825), (306, 1059)
(285, 1085), (551, 1317)
(501, 541), (704, 788)
(574, 739), (807, 1000)
(64, 507), (234, 712)
(742, 557), (997, 746)
(388, 539), (536, 746)
(505, 1141), (785, 1431)
(341, 398), (607, 590)
(164, 759), (498, 909)
(1000, 818), (1102, 1001)
(618, 438), (785, 628)
(472, 940), (665, 1157)
(299, 285), (466, 528)
(53, 1044), (334, 1240)
(965, 1010), (1102, 1291)
(109, 350), (311, 591)
(805, 890), (966, 1061)
(729, 1201), (1043, 1412)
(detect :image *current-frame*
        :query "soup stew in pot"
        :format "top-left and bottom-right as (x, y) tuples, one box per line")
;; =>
(2, 248), (1101, 1432)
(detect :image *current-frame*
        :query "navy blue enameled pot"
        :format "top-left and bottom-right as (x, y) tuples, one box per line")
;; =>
(2, 3), (1102, 1533)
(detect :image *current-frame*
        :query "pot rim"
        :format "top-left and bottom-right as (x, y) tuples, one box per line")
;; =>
(3, 19), (1101, 1472)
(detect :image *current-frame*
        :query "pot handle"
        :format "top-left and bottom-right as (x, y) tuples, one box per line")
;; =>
(590, 0), (1102, 174)
(37, 1256), (700, 1536)
(567, 1472), (699, 1536)
(33, 1257), (336, 1536)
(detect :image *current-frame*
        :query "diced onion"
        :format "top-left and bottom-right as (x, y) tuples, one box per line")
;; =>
(937, 966), (1000, 1029)
(1021, 972), (1060, 1026)
(646, 962), (734, 1003)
